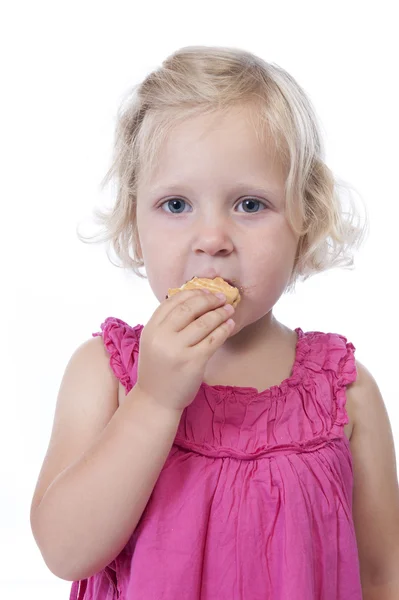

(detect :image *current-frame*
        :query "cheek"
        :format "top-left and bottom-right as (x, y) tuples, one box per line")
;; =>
(138, 211), (179, 254)
(145, 265), (171, 304)
(246, 227), (297, 296)
(253, 225), (297, 268)
(139, 236), (183, 302)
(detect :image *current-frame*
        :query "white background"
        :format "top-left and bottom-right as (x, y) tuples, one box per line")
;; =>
(2, 0), (398, 597)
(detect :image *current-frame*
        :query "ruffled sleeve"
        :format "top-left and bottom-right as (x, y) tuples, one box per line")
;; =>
(333, 336), (357, 428)
(320, 333), (357, 430)
(93, 317), (143, 394)
(294, 331), (357, 427)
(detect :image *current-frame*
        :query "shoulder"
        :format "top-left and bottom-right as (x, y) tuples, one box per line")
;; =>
(346, 359), (386, 444)
(346, 359), (384, 422)
(64, 335), (121, 392)
(74, 334), (115, 367)
(347, 357), (395, 462)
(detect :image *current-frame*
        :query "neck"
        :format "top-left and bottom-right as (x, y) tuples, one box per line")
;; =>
(216, 310), (282, 357)
(203, 309), (297, 390)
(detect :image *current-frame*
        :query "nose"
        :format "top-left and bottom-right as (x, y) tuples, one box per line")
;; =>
(191, 214), (234, 256)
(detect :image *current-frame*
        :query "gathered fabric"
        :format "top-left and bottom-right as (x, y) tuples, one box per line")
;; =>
(70, 317), (362, 600)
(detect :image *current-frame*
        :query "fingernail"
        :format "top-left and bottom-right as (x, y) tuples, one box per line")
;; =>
(215, 293), (226, 301)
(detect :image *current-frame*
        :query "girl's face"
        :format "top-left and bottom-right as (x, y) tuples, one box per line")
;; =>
(136, 105), (299, 337)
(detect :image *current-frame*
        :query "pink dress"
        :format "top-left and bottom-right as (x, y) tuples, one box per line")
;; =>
(70, 317), (363, 600)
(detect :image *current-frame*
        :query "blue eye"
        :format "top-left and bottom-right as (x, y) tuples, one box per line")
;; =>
(236, 198), (266, 213)
(161, 198), (267, 214)
(162, 198), (188, 214)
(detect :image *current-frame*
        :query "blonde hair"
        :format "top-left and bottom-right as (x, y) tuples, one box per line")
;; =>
(78, 45), (368, 292)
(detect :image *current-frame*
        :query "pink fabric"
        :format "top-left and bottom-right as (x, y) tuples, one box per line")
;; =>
(70, 317), (362, 599)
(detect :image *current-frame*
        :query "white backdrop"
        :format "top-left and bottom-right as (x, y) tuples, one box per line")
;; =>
(2, 0), (398, 597)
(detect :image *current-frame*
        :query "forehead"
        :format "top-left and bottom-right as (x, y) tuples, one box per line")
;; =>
(138, 105), (287, 191)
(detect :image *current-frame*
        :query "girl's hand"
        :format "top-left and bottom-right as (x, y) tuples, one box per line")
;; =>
(136, 289), (235, 412)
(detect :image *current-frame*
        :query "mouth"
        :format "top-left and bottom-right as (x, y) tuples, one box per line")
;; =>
(192, 275), (238, 289)
(223, 278), (237, 288)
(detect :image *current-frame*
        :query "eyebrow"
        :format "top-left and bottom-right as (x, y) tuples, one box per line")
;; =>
(148, 182), (282, 200)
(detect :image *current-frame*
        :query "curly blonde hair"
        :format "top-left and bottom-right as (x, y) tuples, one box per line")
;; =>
(78, 45), (368, 292)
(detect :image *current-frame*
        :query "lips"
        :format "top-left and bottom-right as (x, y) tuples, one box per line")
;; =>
(223, 278), (236, 287)
(193, 274), (238, 288)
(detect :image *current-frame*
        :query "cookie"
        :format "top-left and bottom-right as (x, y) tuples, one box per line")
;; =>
(167, 276), (241, 308)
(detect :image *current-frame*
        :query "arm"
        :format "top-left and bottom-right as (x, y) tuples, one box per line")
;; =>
(30, 336), (182, 582)
(347, 360), (399, 599)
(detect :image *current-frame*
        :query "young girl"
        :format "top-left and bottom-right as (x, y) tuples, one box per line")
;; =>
(30, 46), (399, 600)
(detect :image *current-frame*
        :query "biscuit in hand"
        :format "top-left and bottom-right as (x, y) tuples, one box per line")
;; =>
(167, 276), (241, 308)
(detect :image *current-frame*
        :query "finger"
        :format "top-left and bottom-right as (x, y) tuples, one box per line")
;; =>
(192, 313), (235, 355)
(181, 303), (235, 346)
(167, 292), (227, 333)
(152, 288), (207, 325)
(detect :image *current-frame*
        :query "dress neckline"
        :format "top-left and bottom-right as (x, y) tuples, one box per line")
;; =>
(200, 327), (305, 398)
